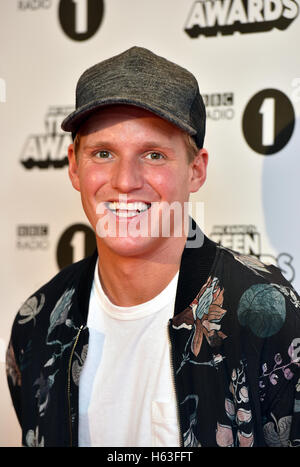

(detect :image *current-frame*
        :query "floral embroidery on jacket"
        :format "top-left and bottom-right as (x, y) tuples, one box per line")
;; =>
(32, 288), (78, 418)
(237, 283), (286, 338)
(219, 245), (272, 278)
(6, 343), (21, 387)
(47, 288), (75, 338)
(18, 294), (45, 326)
(259, 338), (300, 402)
(216, 361), (254, 447)
(72, 344), (88, 386)
(263, 413), (292, 447)
(173, 276), (227, 373)
(25, 426), (44, 447)
(272, 283), (300, 309)
(45, 288), (77, 366)
(33, 371), (59, 417)
(181, 395), (201, 447)
(232, 253), (271, 277)
(6, 241), (300, 447)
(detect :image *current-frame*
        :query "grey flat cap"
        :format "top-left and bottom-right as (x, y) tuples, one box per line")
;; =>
(61, 46), (206, 148)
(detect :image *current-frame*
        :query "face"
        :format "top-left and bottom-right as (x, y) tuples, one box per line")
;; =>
(68, 105), (208, 259)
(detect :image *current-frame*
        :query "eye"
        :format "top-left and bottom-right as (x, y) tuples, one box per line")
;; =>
(144, 152), (165, 161)
(95, 150), (113, 160)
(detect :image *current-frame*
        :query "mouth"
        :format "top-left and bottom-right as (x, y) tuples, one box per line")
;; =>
(106, 201), (151, 218)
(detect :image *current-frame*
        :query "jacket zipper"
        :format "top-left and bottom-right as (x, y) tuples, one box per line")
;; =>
(168, 320), (183, 447)
(67, 324), (84, 447)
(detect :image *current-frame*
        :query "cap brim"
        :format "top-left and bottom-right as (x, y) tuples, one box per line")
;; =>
(61, 98), (197, 138)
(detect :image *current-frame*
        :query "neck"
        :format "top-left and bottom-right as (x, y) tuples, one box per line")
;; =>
(96, 237), (186, 307)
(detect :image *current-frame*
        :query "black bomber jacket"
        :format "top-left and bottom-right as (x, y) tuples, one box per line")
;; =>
(6, 234), (300, 447)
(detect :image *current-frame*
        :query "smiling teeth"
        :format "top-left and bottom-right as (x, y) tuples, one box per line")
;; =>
(107, 202), (150, 217)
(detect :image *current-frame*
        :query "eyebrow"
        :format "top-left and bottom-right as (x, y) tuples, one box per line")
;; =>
(82, 141), (174, 152)
(82, 141), (113, 150)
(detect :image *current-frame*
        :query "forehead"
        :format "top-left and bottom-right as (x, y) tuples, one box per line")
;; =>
(77, 105), (185, 141)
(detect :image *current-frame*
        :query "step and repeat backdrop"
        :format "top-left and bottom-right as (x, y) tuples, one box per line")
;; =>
(0, 0), (299, 446)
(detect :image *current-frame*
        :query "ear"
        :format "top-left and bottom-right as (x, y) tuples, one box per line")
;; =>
(189, 148), (208, 193)
(68, 143), (80, 192)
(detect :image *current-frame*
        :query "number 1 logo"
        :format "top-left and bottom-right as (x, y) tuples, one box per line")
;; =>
(73, 0), (88, 34)
(259, 98), (275, 147)
(56, 224), (96, 270)
(58, 0), (104, 41)
(242, 89), (295, 155)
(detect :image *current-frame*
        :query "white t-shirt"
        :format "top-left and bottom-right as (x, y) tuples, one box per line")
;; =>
(78, 261), (181, 447)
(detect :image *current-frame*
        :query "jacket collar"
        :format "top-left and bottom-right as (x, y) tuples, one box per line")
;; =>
(76, 220), (216, 322)
(174, 221), (216, 316)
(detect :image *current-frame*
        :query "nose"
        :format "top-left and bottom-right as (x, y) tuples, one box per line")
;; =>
(111, 157), (143, 193)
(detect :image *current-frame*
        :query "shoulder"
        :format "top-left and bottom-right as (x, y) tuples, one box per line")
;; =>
(38, 252), (97, 293)
(216, 244), (292, 288)
(215, 245), (300, 338)
(10, 252), (97, 345)
(20, 252), (96, 309)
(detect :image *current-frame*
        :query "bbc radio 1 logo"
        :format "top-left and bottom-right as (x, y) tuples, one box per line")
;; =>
(185, 0), (299, 37)
(58, 0), (105, 41)
(20, 106), (73, 169)
(56, 223), (96, 269)
(210, 224), (295, 282)
(16, 222), (96, 261)
(242, 88), (296, 155)
(17, 224), (50, 250)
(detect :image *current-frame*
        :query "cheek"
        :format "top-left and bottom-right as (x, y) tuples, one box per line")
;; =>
(145, 166), (178, 191)
(78, 167), (108, 226)
(79, 165), (108, 196)
(148, 166), (190, 198)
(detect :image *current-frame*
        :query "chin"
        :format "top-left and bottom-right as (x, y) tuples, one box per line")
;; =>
(97, 235), (165, 258)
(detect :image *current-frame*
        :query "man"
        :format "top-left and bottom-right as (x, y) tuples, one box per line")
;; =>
(6, 47), (300, 447)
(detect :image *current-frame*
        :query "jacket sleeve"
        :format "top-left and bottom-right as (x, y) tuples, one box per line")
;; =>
(6, 335), (22, 426)
(258, 283), (300, 447)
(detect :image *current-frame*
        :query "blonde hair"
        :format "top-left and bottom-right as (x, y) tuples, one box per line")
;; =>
(183, 133), (199, 162)
(73, 133), (80, 159)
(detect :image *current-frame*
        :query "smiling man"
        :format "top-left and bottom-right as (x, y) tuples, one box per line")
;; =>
(6, 47), (300, 447)
(68, 104), (207, 306)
